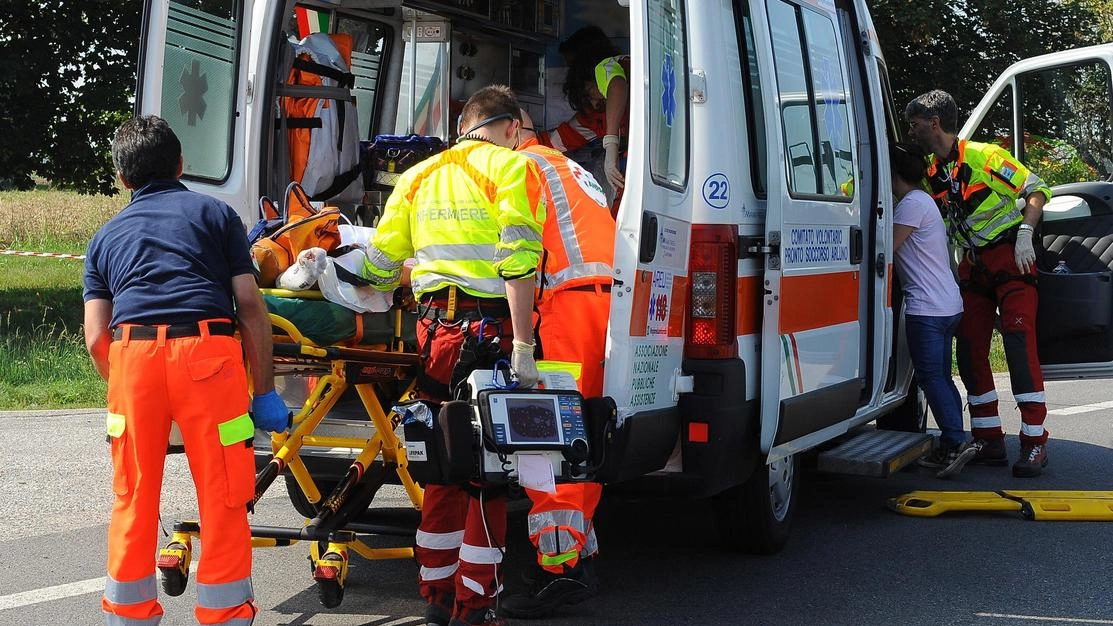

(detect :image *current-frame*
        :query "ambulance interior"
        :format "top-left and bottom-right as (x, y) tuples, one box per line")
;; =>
(263, 0), (632, 220)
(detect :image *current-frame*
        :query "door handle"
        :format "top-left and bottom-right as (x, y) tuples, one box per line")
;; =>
(850, 227), (863, 264)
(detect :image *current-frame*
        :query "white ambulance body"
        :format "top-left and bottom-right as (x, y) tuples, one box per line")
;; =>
(137, 0), (1113, 551)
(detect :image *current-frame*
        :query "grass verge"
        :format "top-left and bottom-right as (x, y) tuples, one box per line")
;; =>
(1, 238), (106, 410)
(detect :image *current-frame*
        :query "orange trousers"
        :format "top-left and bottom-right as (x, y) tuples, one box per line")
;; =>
(102, 322), (257, 625)
(529, 287), (608, 572)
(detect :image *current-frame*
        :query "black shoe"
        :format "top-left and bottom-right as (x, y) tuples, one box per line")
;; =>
(424, 591), (454, 626)
(499, 561), (597, 619)
(1012, 443), (1048, 478)
(967, 437), (1009, 466)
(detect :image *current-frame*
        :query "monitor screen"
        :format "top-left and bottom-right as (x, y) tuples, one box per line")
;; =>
(504, 396), (562, 444)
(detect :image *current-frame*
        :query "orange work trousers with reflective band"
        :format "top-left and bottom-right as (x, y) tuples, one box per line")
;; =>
(528, 287), (608, 573)
(103, 321), (257, 626)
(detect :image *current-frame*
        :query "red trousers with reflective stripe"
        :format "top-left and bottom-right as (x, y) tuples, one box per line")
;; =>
(103, 325), (256, 625)
(415, 317), (512, 614)
(529, 287), (608, 572)
(956, 244), (1048, 445)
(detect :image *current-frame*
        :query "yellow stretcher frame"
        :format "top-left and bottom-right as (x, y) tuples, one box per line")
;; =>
(888, 490), (1113, 521)
(158, 291), (425, 608)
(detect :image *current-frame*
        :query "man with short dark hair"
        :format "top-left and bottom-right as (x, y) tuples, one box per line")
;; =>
(84, 115), (289, 625)
(905, 89), (1052, 477)
(361, 85), (547, 626)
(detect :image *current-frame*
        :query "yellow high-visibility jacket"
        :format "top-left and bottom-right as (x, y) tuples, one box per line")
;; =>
(926, 139), (1052, 249)
(362, 140), (547, 299)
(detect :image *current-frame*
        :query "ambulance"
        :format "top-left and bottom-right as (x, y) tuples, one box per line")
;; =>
(136, 0), (1113, 553)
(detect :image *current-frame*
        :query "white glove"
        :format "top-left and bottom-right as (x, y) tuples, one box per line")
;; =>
(602, 134), (625, 190)
(1014, 228), (1036, 274)
(511, 339), (540, 389)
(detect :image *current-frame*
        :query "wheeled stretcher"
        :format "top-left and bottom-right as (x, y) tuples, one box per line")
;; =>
(157, 288), (425, 609)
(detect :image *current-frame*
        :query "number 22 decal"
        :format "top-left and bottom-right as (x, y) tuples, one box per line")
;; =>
(702, 173), (729, 209)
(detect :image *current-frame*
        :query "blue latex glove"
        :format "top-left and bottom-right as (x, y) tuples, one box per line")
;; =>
(251, 390), (291, 432)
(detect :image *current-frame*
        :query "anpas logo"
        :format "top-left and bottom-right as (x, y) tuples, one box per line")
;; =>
(568, 161), (609, 207)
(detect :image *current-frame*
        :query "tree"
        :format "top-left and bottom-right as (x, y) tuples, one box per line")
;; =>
(0, 1), (141, 195)
(871, 0), (1102, 125)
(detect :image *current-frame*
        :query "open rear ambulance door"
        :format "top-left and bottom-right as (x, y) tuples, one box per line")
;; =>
(137, 0), (277, 222)
(753, 0), (867, 460)
(960, 45), (1113, 380)
(600, 0), (692, 482)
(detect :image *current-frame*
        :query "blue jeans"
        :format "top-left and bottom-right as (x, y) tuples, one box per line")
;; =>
(906, 313), (965, 446)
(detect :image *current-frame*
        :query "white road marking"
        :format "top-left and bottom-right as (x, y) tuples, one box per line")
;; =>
(977, 613), (1113, 624)
(0, 577), (105, 611)
(1048, 400), (1113, 416)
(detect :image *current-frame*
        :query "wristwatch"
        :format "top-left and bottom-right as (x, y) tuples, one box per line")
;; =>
(1018, 223), (1034, 232)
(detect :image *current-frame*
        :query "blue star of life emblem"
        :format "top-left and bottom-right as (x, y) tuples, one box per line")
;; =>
(661, 53), (677, 128)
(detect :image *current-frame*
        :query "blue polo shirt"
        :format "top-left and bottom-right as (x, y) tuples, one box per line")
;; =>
(83, 180), (255, 328)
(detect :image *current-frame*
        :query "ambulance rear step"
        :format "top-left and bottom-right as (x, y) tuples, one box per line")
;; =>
(816, 428), (933, 477)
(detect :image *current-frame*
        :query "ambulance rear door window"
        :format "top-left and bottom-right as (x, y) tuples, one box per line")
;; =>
(159, 0), (242, 183)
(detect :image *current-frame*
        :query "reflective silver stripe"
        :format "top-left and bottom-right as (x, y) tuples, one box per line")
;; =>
(521, 151), (585, 267)
(420, 563), (459, 581)
(223, 619), (253, 626)
(549, 131), (567, 152)
(459, 542), (504, 565)
(105, 616), (161, 625)
(196, 576), (254, 610)
(411, 273), (506, 298)
(416, 243), (499, 264)
(546, 262), (614, 290)
(1020, 423), (1046, 437)
(500, 224), (542, 245)
(967, 390), (998, 406)
(365, 245), (403, 272)
(460, 575), (503, 598)
(569, 117), (597, 142)
(581, 526), (598, 557)
(104, 574), (157, 606)
(971, 416), (1002, 429)
(1014, 391), (1046, 404)
(1022, 173), (1048, 197)
(968, 201), (1021, 235)
(416, 529), (465, 550)
(528, 509), (586, 536)
(538, 529), (581, 556)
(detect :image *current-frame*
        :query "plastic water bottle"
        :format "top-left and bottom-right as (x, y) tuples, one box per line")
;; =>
(1053, 260), (1072, 275)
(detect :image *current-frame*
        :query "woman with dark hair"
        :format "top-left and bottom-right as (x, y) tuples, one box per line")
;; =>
(890, 141), (976, 478)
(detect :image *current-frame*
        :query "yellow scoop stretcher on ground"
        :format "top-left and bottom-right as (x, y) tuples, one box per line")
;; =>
(888, 490), (1113, 521)
(158, 289), (424, 609)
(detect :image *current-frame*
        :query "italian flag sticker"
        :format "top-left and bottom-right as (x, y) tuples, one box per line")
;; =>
(295, 6), (330, 39)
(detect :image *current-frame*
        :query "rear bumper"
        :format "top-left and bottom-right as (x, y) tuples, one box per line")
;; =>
(676, 358), (759, 497)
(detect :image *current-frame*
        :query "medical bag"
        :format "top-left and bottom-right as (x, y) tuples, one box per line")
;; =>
(362, 134), (446, 189)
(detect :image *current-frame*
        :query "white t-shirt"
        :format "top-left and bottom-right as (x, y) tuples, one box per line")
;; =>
(893, 189), (963, 317)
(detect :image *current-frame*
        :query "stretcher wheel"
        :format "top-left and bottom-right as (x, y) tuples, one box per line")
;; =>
(160, 567), (188, 596)
(157, 541), (191, 597)
(316, 576), (345, 609)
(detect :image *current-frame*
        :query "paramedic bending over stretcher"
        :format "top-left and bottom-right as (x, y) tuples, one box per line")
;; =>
(360, 85), (547, 626)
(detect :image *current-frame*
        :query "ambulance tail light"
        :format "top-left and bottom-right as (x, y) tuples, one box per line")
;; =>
(685, 224), (738, 359)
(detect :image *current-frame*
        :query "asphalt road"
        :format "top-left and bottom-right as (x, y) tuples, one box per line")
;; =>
(2, 374), (1112, 626)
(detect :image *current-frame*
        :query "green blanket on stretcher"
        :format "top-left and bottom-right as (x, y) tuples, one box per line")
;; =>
(263, 294), (418, 349)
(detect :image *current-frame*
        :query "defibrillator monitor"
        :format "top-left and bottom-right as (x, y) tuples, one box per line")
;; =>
(476, 389), (589, 455)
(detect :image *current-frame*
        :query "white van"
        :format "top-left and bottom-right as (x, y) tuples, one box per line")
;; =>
(137, 1), (1113, 553)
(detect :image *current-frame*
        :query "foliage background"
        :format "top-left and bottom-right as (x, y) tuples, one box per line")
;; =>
(1, 1), (1111, 193)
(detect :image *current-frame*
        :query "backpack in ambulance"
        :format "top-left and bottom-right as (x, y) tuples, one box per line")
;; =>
(280, 32), (362, 203)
